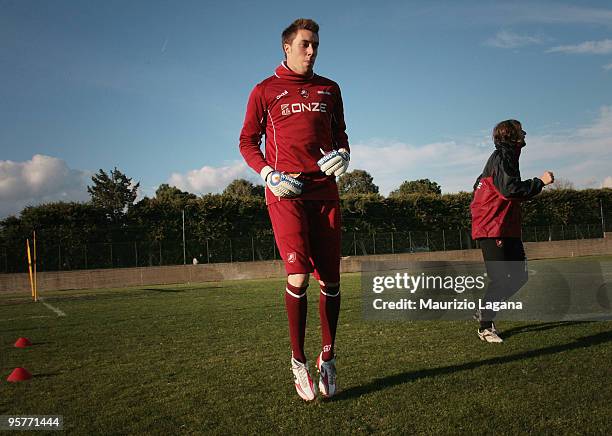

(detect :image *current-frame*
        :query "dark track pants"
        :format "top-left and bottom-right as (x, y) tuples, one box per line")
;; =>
(479, 238), (529, 322)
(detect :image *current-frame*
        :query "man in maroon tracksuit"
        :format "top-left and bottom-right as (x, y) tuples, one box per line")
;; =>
(471, 120), (554, 342)
(239, 18), (349, 400)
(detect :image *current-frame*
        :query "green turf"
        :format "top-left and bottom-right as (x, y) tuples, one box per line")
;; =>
(1, 262), (611, 434)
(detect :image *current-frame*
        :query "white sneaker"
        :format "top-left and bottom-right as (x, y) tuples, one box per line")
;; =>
(478, 323), (503, 343)
(291, 357), (316, 401)
(316, 353), (337, 398)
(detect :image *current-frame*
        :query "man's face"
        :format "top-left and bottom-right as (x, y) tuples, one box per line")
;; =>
(517, 124), (527, 147)
(284, 29), (319, 75)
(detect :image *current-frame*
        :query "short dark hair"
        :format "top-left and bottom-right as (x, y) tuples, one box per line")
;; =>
(282, 18), (319, 48)
(493, 119), (523, 146)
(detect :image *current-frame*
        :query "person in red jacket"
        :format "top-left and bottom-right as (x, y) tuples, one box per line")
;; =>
(239, 18), (349, 400)
(471, 120), (554, 342)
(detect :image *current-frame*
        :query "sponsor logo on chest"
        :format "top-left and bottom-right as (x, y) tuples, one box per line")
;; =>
(280, 102), (328, 116)
(276, 90), (289, 100)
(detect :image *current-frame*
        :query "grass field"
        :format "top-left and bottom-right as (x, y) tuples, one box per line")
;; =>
(1, 257), (612, 434)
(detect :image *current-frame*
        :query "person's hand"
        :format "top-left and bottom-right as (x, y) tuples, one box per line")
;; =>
(317, 148), (350, 176)
(541, 171), (554, 185)
(260, 166), (303, 197)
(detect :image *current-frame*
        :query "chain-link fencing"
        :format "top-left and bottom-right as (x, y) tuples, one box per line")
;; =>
(1, 222), (608, 273)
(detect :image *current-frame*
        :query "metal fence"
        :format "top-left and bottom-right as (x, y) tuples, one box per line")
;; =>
(0, 222), (607, 273)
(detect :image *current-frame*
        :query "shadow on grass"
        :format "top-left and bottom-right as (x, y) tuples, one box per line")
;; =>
(0, 299), (33, 306)
(143, 286), (225, 293)
(334, 328), (612, 401)
(26, 342), (51, 347)
(501, 321), (593, 339)
(35, 373), (60, 378)
(0, 326), (45, 334)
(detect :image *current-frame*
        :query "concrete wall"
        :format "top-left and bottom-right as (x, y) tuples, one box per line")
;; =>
(2, 234), (611, 293)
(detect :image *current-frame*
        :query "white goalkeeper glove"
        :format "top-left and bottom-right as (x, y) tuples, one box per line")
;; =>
(317, 148), (350, 176)
(260, 166), (303, 197)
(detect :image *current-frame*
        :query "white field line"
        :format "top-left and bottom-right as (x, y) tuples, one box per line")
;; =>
(38, 297), (66, 317)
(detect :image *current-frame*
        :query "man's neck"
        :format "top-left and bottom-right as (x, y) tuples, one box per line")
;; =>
(284, 60), (312, 76)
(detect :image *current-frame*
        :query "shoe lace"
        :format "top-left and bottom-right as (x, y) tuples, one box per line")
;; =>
(294, 362), (311, 387)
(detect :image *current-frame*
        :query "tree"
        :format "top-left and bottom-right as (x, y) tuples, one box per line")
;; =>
(0, 202), (109, 272)
(337, 170), (379, 195)
(155, 184), (197, 204)
(87, 168), (140, 222)
(223, 179), (265, 198)
(389, 179), (442, 197)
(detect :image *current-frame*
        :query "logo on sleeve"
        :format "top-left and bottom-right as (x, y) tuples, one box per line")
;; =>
(276, 90), (288, 100)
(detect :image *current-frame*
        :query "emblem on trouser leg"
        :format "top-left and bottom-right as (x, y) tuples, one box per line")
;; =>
(287, 252), (297, 264)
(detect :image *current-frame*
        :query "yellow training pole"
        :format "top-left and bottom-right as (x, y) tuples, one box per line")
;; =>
(33, 231), (38, 302)
(26, 239), (34, 301)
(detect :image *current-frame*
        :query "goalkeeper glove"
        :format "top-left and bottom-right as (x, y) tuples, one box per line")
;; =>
(260, 166), (303, 197)
(317, 148), (350, 176)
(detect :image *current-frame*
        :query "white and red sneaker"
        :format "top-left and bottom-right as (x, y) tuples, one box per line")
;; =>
(478, 322), (503, 343)
(290, 357), (316, 401)
(316, 353), (337, 398)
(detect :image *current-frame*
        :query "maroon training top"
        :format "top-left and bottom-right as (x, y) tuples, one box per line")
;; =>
(239, 62), (349, 204)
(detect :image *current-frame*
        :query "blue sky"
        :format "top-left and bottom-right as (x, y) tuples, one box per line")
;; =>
(1, 0), (611, 217)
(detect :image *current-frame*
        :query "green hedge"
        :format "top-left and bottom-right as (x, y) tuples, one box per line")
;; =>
(1, 189), (611, 272)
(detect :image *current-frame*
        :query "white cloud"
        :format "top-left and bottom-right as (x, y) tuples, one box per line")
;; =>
(167, 161), (256, 194)
(350, 139), (490, 195)
(0, 154), (90, 218)
(547, 39), (612, 54)
(575, 106), (612, 139)
(485, 30), (545, 49)
(604, 63), (612, 71)
(352, 106), (612, 195)
(602, 177), (612, 188)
